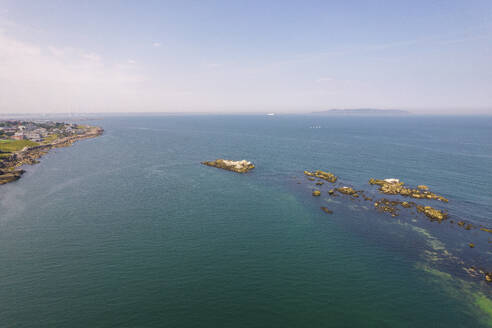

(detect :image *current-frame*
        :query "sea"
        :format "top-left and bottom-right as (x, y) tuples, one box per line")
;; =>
(0, 115), (491, 327)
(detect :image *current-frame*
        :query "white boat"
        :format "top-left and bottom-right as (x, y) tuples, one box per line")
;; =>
(266, 113), (275, 116)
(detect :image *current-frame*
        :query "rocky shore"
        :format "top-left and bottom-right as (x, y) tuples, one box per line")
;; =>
(201, 159), (255, 173)
(0, 126), (103, 185)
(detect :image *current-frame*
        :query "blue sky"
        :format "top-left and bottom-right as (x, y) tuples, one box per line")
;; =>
(0, 0), (491, 114)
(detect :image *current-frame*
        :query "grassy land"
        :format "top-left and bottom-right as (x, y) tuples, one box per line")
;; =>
(42, 134), (59, 143)
(0, 139), (39, 153)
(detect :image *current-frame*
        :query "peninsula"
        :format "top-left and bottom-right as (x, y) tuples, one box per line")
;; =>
(0, 120), (103, 185)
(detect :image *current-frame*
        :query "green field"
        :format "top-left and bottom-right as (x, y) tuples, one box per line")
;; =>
(0, 139), (39, 153)
(42, 134), (59, 143)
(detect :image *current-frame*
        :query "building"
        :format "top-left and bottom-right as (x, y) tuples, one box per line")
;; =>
(26, 132), (43, 142)
(12, 132), (26, 140)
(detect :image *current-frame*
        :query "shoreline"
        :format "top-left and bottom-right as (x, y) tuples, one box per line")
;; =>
(0, 125), (103, 185)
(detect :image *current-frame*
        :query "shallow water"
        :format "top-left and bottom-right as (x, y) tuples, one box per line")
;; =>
(0, 115), (491, 327)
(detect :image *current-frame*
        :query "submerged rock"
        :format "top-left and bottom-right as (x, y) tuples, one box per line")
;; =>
(374, 198), (400, 216)
(401, 201), (412, 208)
(201, 159), (255, 173)
(320, 206), (333, 214)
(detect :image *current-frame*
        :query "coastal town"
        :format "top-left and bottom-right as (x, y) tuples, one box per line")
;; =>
(0, 120), (103, 185)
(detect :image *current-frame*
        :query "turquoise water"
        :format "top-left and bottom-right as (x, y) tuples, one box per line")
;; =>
(1, 115), (491, 327)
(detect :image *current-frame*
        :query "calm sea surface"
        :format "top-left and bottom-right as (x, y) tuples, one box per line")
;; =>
(1, 115), (491, 327)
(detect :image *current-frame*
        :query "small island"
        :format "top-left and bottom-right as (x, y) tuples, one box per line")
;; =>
(369, 178), (448, 202)
(201, 159), (255, 173)
(0, 120), (103, 185)
(311, 108), (411, 115)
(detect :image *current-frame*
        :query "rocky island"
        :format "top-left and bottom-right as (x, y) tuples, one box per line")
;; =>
(201, 159), (255, 173)
(0, 120), (103, 185)
(369, 178), (448, 202)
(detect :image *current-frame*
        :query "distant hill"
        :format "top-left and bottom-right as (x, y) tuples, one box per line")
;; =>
(311, 108), (411, 115)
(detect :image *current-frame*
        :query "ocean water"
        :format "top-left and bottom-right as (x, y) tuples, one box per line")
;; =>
(0, 115), (491, 327)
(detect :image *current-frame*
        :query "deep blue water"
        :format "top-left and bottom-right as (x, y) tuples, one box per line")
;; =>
(1, 115), (491, 327)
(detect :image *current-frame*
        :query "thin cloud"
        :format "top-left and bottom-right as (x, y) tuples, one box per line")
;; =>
(153, 42), (161, 47)
(82, 52), (101, 62)
(316, 77), (334, 83)
(0, 31), (146, 112)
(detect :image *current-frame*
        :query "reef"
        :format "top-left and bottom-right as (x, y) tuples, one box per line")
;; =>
(299, 169), (492, 284)
(201, 159), (255, 173)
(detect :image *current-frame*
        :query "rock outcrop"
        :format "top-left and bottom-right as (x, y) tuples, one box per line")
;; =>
(0, 169), (24, 185)
(369, 178), (448, 202)
(416, 205), (447, 221)
(336, 186), (357, 196)
(201, 159), (255, 173)
(304, 170), (337, 183)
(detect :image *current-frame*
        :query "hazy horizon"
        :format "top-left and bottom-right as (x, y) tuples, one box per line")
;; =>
(1, 1), (491, 115)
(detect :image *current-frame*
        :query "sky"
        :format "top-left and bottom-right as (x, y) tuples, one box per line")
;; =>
(0, 0), (491, 114)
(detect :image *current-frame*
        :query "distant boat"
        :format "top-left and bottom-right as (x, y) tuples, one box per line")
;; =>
(266, 113), (275, 116)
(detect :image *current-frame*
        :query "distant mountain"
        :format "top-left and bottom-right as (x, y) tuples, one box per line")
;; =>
(311, 108), (411, 115)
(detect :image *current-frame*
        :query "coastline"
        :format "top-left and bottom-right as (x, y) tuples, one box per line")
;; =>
(0, 125), (103, 185)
